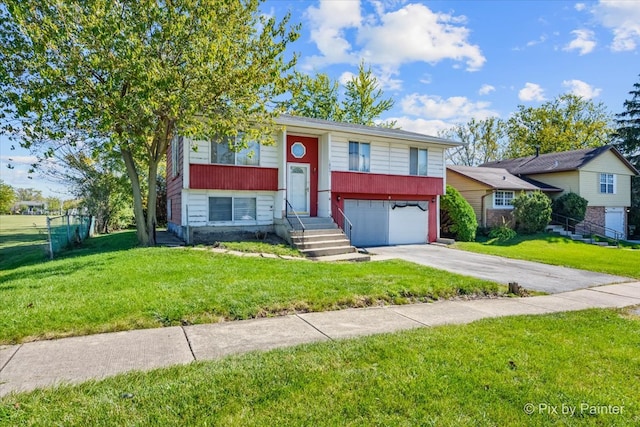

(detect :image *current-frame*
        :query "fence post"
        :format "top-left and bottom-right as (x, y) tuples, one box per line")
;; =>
(47, 217), (54, 260)
(66, 215), (71, 245)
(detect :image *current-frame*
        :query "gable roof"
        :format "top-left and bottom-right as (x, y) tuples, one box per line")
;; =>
(447, 165), (561, 192)
(277, 114), (461, 147)
(480, 145), (639, 175)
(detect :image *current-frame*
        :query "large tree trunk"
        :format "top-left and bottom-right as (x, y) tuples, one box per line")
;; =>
(121, 148), (149, 246)
(146, 157), (158, 246)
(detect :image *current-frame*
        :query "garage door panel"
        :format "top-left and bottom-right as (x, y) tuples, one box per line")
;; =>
(345, 200), (388, 247)
(389, 204), (428, 245)
(605, 207), (625, 239)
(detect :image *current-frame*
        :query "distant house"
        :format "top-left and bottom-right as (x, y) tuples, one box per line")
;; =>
(481, 146), (639, 239)
(12, 201), (48, 215)
(166, 114), (460, 249)
(446, 165), (561, 228)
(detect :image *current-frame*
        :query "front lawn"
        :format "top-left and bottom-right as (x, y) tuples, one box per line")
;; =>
(2, 309), (638, 425)
(456, 233), (640, 279)
(0, 231), (500, 344)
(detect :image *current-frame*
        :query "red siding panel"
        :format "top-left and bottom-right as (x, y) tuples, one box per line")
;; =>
(190, 164), (278, 191)
(331, 171), (444, 197)
(166, 137), (184, 226)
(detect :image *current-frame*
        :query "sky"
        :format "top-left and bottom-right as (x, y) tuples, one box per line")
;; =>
(1, 0), (639, 198)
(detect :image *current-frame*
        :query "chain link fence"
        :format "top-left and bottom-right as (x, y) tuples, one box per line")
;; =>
(46, 215), (93, 259)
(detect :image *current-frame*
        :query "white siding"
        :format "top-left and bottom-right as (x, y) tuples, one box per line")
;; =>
(331, 138), (349, 171)
(390, 144), (408, 175)
(370, 142), (390, 174)
(189, 139), (210, 164)
(184, 192), (208, 226)
(427, 146), (444, 178)
(261, 144), (278, 168)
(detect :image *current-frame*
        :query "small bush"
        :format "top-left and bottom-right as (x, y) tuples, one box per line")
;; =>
(489, 220), (517, 241)
(440, 185), (477, 242)
(552, 192), (588, 223)
(512, 191), (552, 234)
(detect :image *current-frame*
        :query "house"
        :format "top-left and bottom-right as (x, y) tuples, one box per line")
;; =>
(446, 165), (562, 228)
(166, 114), (459, 249)
(481, 146), (639, 239)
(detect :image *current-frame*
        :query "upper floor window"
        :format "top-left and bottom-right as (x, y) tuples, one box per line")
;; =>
(349, 141), (370, 172)
(599, 173), (615, 194)
(170, 135), (181, 177)
(211, 135), (260, 166)
(494, 190), (514, 208)
(410, 147), (428, 176)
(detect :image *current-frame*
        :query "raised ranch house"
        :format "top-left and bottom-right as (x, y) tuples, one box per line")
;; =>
(480, 146), (639, 239)
(446, 165), (561, 228)
(166, 115), (459, 255)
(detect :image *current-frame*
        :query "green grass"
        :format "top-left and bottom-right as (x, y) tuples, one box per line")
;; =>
(2, 309), (638, 426)
(0, 231), (500, 344)
(456, 233), (640, 279)
(0, 215), (49, 270)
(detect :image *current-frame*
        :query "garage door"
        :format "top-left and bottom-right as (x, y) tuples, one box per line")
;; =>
(605, 207), (625, 239)
(344, 200), (428, 247)
(389, 202), (428, 245)
(344, 200), (389, 247)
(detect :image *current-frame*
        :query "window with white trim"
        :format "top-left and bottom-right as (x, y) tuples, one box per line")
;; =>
(494, 191), (515, 208)
(599, 173), (615, 194)
(208, 197), (256, 222)
(211, 135), (260, 166)
(410, 147), (428, 176)
(349, 141), (370, 172)
(171, 135), (180, 177)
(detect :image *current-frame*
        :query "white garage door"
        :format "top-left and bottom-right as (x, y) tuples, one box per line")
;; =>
(389, 202), (428, 245)
(344, 200), (428, 247)
(605, 207), (625, 239)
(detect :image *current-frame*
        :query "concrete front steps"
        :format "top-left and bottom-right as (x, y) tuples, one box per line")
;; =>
(288, 217), (370, 261)
(545, 225), (610, 246)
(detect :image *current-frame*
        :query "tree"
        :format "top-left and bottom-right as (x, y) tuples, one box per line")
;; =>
(440, 185), (477, 241)
(440, 117), (506, 166)
(14, 188), (43, 202)
(552, 192), (588, 225)
(0, 0), (299, 246)
(504, 94), (613, 158)
(0, 180), (15, 214)
(45, 197), (62, 215)
(342, 62), (395, 127)
(286, 71), (342, 121)
(512, 191), (552, 234)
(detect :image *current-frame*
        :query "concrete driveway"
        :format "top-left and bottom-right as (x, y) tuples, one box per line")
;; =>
(367, 244), (633, 294)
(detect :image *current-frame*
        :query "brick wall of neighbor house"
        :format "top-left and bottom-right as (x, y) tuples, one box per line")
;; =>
(166, 136), (184, 235)
(485, 209), (514, 228)
(575, 206), (605, 235)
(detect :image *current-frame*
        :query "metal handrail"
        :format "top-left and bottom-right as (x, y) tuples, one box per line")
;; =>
(550, 212), (621, 246)
(334, 205), (353, 242)
(285, 199), (305, 234)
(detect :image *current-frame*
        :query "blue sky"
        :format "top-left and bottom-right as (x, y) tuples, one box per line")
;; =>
(1, 0), (639, 198)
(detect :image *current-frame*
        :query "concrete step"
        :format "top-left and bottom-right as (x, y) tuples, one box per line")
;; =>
(291, 232), (347, 243)
(290, 229), (344, 237)
(300, 245), (357, 257)
(591, 241), (609, 246)
(293, 238), (351, 250)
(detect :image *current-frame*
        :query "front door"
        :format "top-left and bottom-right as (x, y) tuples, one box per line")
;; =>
(287, 164), (310, 216)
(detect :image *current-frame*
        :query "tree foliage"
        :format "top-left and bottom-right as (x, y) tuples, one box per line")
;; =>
(14, 188), (43, 202)
(441, 117), (506, 166)
(0, 180), (15, 214)
(0, 0), (299, 245)
(512, 191), (552, 234)
(552, 192), (588, 224)
(286, 62), (395, 126)
(440, 185), (477, 242)
(504, 94), (613, 158)
(615, 74), (640, 167)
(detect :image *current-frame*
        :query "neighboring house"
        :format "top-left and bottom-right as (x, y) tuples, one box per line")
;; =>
(446, 165), (562, 228)
(166, 114), (459, 247)
(12, 201), (48, 215)
(481, 146), (639, 239)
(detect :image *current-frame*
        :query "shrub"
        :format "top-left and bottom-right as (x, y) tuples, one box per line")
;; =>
(440, 185), (477, 241)
(512, 191), (552, 234)
(552, 192), (588, 223)
(488, 219), (517, 242)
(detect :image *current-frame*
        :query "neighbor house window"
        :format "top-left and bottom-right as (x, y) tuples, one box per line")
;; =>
(410, 147), (428, 176)
(208, 197), (256, 222)
(599, 173), (615, 194)
(211, 135), (260, 166)
(349, 141), (370, 172)
(494, 191), (514, 208)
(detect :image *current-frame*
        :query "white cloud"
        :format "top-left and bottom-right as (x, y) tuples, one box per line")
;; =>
(400, 93), (498, 123)
(478, 84), (495, 95)
(575, 3), (586, 12)
(526, 34), (548, 47)
(304, 2), (485, 72)
(562, 79), (602, 99)
(390, 117), (453, 136)
(338, 71), (356, 86)
(518, 83), (546, 102)
(593, 0), (640, 51)
(563, 29), (596, 55)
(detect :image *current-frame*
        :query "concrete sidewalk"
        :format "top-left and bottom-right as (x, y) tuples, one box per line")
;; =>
(1, 282), (640, 398)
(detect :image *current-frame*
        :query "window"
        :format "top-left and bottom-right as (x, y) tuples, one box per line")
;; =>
(171, 135), (180, 177)
(211, 135), (260, 166)
(494, 191), (514, 208)
(599, 173), (615, 194)
(349, 141), (370, 172)
(410, 147), (428, 176)
(167, 199), (172, 221)
(208, 197), (256, 222)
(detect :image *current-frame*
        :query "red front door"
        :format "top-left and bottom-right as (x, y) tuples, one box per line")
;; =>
(286, 135), (318, 217)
